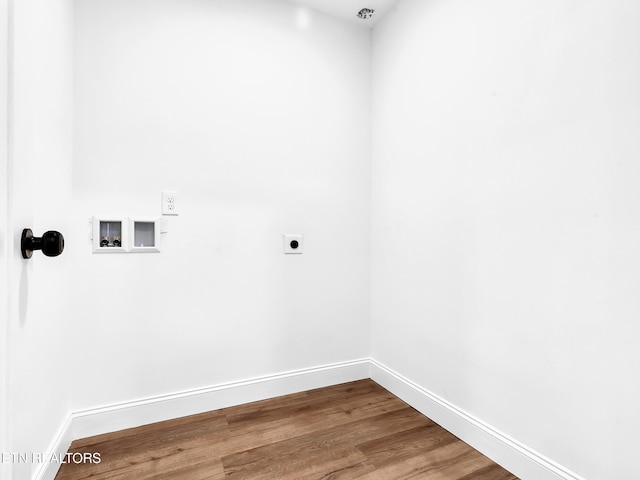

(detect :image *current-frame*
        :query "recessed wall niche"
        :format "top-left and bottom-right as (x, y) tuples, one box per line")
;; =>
(92, 217), (161, 253)
(129, 218), (160, 253)
(92, 217), (127, 253)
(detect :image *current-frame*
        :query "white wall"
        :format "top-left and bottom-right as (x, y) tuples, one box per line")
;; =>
(6, 0), (74, 478)
(371, 1), (640, 479)
(70, 0), (371, 410)
(1, 0), (10, 477)
(8, 1), (636, 478)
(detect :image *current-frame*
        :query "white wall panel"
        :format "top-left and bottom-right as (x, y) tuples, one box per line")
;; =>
(70, 0), (372, 411)
(371, 1), (640, 478)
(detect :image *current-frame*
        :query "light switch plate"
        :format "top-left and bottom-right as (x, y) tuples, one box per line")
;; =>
(284, 234), (304, 254)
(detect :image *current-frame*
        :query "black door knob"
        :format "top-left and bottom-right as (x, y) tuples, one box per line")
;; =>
(21, 229), (65, 259)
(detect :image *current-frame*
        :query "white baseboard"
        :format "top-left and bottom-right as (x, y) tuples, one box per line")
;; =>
(369, 359), (587, 480)
(35, 358), (584, 480)
(32, 415), (74, 480)
(35, 359), (370, 480)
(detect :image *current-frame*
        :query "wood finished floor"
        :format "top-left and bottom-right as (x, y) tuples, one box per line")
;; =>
(55, 380), (519, 480)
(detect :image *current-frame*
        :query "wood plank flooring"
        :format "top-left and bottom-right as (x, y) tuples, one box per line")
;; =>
(54, 380), (519, 480)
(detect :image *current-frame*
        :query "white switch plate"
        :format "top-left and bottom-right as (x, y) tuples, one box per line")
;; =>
(162, 191), (179, 216)
(284, 234), (304, 254)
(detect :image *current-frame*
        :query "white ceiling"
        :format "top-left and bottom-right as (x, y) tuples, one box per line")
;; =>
(287, 0), (400, 27)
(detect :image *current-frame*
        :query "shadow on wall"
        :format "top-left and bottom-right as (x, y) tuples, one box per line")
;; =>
(19, 262), (28, 325)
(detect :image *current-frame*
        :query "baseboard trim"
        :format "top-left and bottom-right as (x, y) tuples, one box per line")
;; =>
(35, 359), (370, 480)
(369, 359), (587, 480)
(35, 358), (585, 480)
(32, 414), (74, 480)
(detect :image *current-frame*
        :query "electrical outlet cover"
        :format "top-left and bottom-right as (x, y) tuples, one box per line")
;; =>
(284, 234), (304, 254)
(162, 191), (179, 216)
